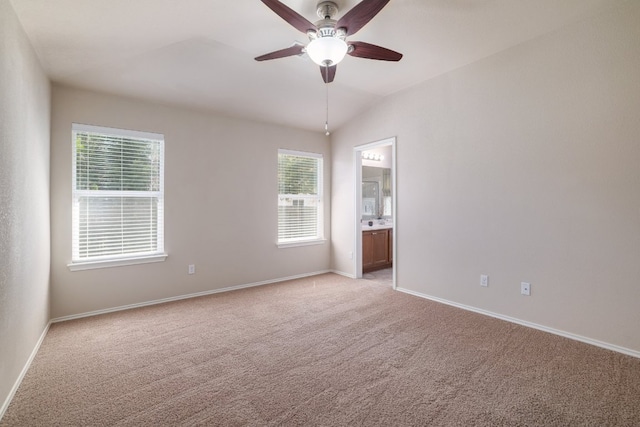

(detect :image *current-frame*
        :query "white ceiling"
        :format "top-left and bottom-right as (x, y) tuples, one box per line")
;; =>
(10, 0), (622, 133)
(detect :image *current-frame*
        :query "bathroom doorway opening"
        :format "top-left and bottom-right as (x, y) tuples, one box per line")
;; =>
(354, 137), (396, 289)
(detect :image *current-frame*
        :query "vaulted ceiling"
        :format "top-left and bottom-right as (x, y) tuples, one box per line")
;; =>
(10, 0), (622, 133)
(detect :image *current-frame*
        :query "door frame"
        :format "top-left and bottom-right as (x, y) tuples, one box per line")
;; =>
(354, 137), (397, 289)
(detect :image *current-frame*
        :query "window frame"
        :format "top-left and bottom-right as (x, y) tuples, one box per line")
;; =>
(68, 123), (167, 271)
(277, 149), (325, 248)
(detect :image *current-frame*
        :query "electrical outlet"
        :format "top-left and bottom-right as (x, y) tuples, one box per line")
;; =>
(188, 264), (195, 275)
(480, 274), (489, 287)
(349, 251), (353, 260)
(521, 282), (531, 296)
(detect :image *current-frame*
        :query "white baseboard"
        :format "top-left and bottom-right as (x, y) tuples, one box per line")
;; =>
(51, 270), (332, 323)
(9, 274), (635, 424)
(397, 287), (640, 359)
(331, 269), (357, 279)
(0, 321), (51, 421)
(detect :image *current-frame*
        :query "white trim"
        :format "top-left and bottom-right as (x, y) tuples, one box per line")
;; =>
(396, 287), (640, 359)
(68, 253), (167, 271)
(278, 148), (323, 159)
(353, 137), (397, 289)
(331, 269), (357, 279)
(5, 277), (636, 421)
(71, 124), (165, 263)
(51, 270), (332, 323)
(73, 189), (162, 198)
(277, 239), (326, 249)
(1, 322), (51, 420)
(390, 141), (397, 290)
(277, 150), (324, 245)
(354, 147), (363, 278)
(72, 123), (164, 142)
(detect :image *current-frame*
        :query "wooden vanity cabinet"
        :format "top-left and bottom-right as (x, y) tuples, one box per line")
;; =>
(363, 228), (392, 273)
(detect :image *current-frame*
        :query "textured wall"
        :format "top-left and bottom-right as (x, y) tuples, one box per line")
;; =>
(0, 0), (51, 414)
(50, 86), (331, 318)
(331, 2), (640, 353)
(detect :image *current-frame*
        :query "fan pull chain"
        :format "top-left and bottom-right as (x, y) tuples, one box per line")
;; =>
(325, 65), (331, 136)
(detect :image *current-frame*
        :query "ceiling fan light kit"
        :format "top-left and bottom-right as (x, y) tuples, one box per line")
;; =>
(306, 2), (348, 66)
(255, 0), (402, 134)
(256, 0), (402, 83)
(306, 37), (348, 66)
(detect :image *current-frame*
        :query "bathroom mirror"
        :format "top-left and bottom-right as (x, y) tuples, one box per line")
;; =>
(362, 166), (392, 219)
(362, 181), (378, 217)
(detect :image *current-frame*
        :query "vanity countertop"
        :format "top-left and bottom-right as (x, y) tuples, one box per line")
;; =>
(362, 222), (393, 231)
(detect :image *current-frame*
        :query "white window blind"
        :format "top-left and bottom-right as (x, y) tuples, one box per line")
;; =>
(71, 124), (164, 264)
(278, 150), (323, 245)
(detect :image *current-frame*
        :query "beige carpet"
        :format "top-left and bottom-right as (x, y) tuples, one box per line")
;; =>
(3, 273), (640, 426)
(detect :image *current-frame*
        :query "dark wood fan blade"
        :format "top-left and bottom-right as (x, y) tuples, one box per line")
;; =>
(261, 0), (316, 34)
(348, 41), (403, 61)
(320, 65), (337, 83)
(336, 0), (390, 36)
(255, 44), (305, 61)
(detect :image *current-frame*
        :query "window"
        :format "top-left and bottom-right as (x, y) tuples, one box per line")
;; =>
(70, 124), (165, 270)
(277, 149), (324, 246)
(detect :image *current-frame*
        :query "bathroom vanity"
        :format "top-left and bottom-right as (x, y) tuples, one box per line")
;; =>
(362, 223), (393, 273)
(361, 164), (393, 273)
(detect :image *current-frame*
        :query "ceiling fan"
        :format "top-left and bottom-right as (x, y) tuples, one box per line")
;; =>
(255, 0), (403, 83)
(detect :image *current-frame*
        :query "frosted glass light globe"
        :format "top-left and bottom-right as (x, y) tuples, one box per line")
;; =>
(306, 37), (348, 66)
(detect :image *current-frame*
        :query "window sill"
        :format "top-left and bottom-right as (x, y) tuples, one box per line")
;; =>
(68, 253), (168, 271)
(277, 239), (326, 249)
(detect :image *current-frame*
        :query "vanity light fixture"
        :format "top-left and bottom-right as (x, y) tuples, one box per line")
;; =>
(362, 152), (384, 161)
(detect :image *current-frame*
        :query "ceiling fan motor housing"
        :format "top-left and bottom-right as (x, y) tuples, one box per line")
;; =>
(256, 0), (403, 82)
(313, 25), (339, 39)
(308, 1), (347, 40)
(316, 1), (339, 20)
(309, 1), (344, 41)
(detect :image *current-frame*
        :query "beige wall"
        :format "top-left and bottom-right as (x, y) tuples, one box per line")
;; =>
(331, 2), (640, 352)
(50, 86), (331, 318)
(0, 0), (51, 413)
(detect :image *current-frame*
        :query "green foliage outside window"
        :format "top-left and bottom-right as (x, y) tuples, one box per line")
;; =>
(277, 154), (318, 195)
(75, 133), (161, 192)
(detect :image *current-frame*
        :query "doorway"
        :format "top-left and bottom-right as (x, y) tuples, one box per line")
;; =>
(354, 137), (396, 289)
